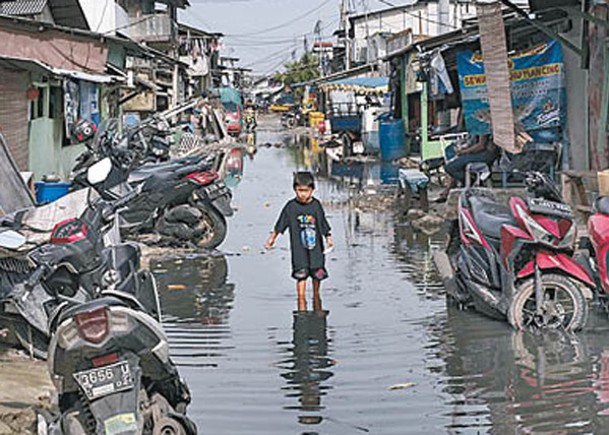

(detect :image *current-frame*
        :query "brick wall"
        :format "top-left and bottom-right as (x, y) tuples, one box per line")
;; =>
(0, 68), (29, 170)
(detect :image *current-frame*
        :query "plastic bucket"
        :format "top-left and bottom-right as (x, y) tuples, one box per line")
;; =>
(379, 118), (406, 161)
(35, 181), (71, 204)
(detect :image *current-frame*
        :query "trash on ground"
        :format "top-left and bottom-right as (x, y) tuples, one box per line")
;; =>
(388, 382), (416, 391)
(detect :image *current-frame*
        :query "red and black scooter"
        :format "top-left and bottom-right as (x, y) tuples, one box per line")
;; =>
(581, 197), (609, 310)
(440, 172), (594, 331)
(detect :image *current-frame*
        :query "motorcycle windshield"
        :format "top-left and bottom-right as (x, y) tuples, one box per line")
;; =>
(91, 119), (120, 154)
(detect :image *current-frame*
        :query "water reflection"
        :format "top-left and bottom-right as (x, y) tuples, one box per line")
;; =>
(428, 304), (609, 433)
(283, 134), (401, 187)
(391, 221), (445, 298)
(277, 309), (334, 429)
(151, 254), (235, 366)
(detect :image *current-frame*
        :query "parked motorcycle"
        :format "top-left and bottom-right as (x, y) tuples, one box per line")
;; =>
(0, 183), (156, 358)
(43, 293), (196, 434)
(281, 107), (303, 129)
(437, 172), (593, 331)
(576, 197), (609, 313)
(73, 120), (235, 249)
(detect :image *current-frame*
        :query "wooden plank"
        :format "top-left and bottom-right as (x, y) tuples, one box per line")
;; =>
(0, 134), (34, 215)
(477, 1), (518, 153)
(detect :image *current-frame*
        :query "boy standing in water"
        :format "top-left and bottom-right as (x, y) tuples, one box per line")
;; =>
(265, 172), (334, 311)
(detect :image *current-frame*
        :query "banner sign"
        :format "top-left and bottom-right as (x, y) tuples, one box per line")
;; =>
(457, 40), (566, 136)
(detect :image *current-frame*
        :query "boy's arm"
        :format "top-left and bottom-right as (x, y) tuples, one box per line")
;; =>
(265, 230), (279, 249)
(266, 202), (290, 249)
(317, 201), (334, 249)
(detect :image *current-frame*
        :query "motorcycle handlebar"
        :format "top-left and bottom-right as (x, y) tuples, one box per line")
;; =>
(22, 263), (51, 300)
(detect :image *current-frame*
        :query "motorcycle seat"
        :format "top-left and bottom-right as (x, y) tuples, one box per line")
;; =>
(595, 196), (609, 216)
(468, 195), (518, 240)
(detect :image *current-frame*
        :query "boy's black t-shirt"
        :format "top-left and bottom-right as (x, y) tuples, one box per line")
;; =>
(274, 198), (331, 272)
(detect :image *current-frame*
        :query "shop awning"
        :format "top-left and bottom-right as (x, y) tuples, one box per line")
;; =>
(0, 56), (123, 83)
(319, 77), (389, 94)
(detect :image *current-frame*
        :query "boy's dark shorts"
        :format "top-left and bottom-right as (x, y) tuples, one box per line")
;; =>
(292, 267), (328, 281)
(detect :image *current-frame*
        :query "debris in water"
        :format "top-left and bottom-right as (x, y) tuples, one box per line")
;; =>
(167, 284), (187, 290)
(388, 382), (416, 391)
(411, 214), (444, 235)
(406, 209), (426, 221)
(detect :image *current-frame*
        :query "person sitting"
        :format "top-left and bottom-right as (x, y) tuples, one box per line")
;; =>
(436, 133), (499, 202)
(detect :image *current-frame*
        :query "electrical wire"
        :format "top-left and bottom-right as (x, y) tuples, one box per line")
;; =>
(227, 0), (335, 37)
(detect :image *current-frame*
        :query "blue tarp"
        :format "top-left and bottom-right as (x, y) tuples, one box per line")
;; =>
(324, 77), (389, 89)
(212, 87), (243, 109)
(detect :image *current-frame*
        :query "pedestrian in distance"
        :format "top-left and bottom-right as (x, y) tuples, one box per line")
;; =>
(265, 171), (334, 312)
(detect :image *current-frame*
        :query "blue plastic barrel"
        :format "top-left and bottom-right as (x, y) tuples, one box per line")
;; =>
(379, 118), (406, 161)
(35, 181), (71, 204)
(380, 162), (399, 185)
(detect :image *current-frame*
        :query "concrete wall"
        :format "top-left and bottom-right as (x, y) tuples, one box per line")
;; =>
(29, 117), (85, 180)
(349, 1), (530, 64)
(80, 0), (129, 35)
(562, 18), (588, 170)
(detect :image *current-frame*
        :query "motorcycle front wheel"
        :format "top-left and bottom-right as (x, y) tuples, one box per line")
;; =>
(508, 273), (588, 332)
(194, 208), (227, 250)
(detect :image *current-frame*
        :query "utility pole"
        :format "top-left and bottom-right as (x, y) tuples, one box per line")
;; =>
(439, 0), (450, 34)
(340, 0), (351, 70)
(314, 20), (323, 76)
(363, 0), (370, 64)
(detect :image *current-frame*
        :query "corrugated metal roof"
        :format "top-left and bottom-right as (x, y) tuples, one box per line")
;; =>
(0, 0), (47, 16)
(0, 55), (123, 83)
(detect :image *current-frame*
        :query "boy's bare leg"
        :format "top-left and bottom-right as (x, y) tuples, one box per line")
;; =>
(297, 280), (307, 311)
(313, 279), (322, 312)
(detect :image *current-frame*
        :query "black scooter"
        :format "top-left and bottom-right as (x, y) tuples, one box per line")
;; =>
(73, 120), (235, 249)
(0, 187), (157, 358)
(44, 294), (196, 434)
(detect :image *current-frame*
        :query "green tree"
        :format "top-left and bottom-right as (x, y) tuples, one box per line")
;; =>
(274, 52), (320, 85)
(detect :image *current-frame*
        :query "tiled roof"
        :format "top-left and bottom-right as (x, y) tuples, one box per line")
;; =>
(0, 0), (47, 16)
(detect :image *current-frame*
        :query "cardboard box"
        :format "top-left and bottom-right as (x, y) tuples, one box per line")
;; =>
(598, 170), (609, 196)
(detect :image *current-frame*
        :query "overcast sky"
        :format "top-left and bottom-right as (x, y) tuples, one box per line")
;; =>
(179, 0), (404, 75)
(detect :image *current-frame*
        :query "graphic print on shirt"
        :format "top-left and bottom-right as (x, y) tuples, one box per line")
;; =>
(298, 214), (317, 250)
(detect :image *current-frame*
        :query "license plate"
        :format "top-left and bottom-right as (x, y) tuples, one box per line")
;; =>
(74, 361), (134, 401)
(201, 183), (229, 200)
(528, 198), (573, 218)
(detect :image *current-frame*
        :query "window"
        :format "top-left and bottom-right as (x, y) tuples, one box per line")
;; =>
(30, 86), (45, 120)
(30, 85), (63, 120)
(49, 86), (62, 119)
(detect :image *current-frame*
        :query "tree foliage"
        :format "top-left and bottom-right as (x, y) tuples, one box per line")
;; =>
(274, 52), (320, 85)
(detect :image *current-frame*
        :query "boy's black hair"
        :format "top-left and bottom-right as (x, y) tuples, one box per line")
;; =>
(293, 171), (315, 189)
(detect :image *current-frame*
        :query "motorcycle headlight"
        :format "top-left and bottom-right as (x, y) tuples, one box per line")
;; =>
(515, 204), (575, 249)
(516, 204), (555, 246)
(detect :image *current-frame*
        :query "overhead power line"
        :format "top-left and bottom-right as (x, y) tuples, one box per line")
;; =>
(228, 0), (334, 37)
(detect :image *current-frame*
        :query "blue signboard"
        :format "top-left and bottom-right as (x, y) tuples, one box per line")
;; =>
(457, 40), (566, 138)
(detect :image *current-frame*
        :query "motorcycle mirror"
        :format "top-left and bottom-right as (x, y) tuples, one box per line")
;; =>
(0, 230), (26, 249)
(87, 157), (112, 185)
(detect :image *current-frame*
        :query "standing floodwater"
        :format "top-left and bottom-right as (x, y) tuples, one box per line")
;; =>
(150, 121), (609, 434)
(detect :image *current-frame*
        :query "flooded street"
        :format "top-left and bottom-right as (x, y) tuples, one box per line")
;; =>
(150, 124), (609, 434)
